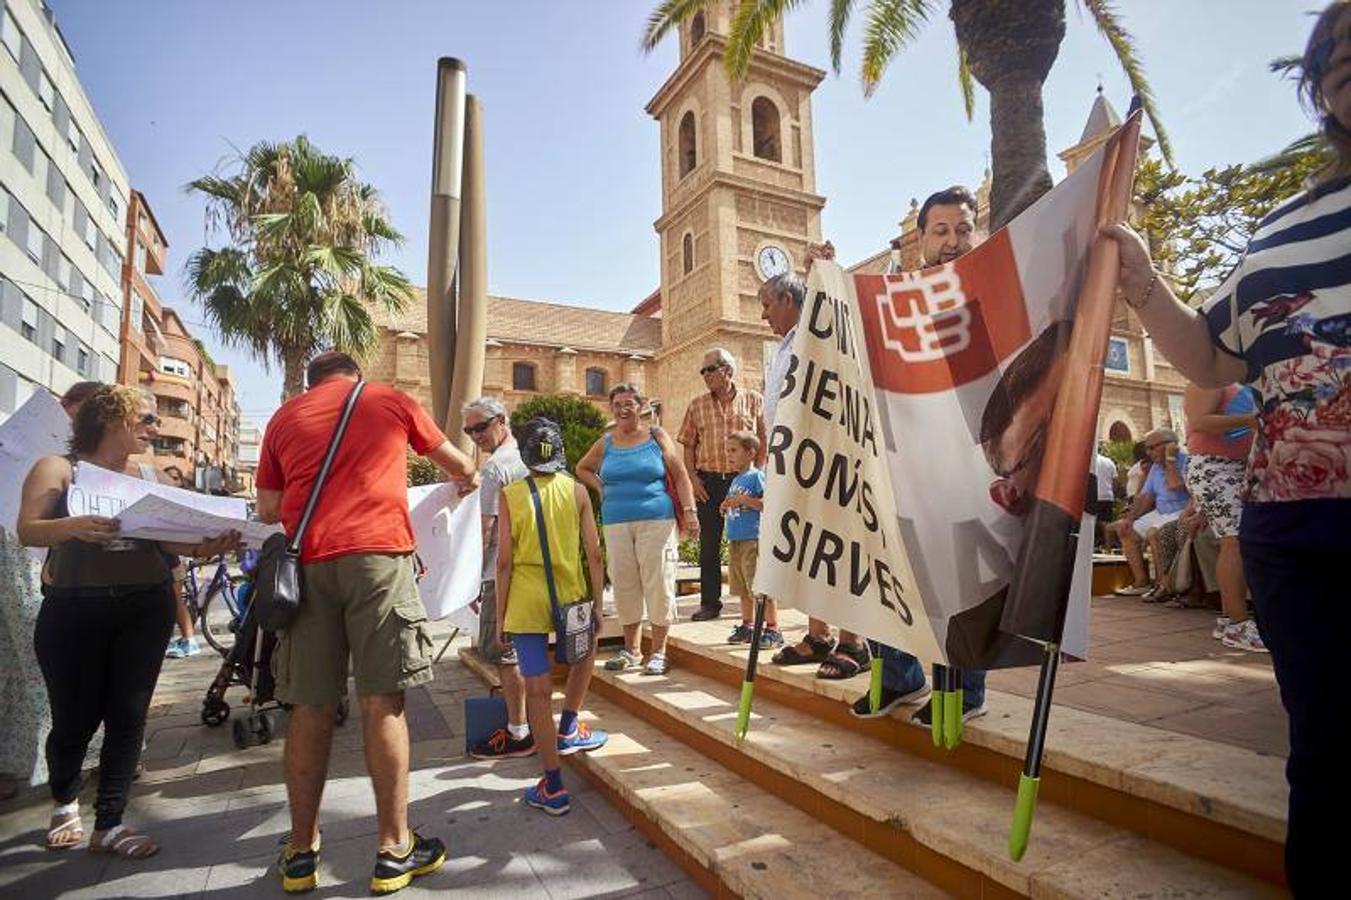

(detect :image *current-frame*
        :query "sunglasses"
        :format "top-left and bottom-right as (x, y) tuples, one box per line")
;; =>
(699, 363), (727, 376)
(139, 413), (162, 427)
(463, 415), (501, 436)
(1144, 439), (1176, 450)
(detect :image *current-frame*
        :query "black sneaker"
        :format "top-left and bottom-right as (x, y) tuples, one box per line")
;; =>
(690, 605), (723, 621)
(370, 832), (447, 895)
(277, 840), (320, 893)
(469, 727), (537, 760)
(849, 684), (931, 719)
(727, 624), (754, 644)
(909, 698), (989, 727)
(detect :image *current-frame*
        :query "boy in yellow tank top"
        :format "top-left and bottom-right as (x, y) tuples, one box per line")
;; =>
(496, 419), (608, 815)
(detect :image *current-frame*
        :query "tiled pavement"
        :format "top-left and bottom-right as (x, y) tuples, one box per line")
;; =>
(987, 593), (1286, 757)
(0, 620), (705, 899)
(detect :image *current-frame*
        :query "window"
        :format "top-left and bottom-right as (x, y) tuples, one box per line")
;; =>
(1, 9), (20, 61)
(32, 144), (48, 187)
(690, 12), (706, 45)
(56, 254), (71, 291)
(1105, 337), (1130, 374)
(37, 71), (55, 111)
(108, 192), (120, 222)
(585, 367), (607, 397)
(751, 96), (782, 162)
(129, 289), (144, 335)
(46, 164), (66, 210)
(0, 95), (14, 157)
(21, 296), (38, 342)
(88, 160), (102, 192)
(682, 232), (694, 275)
(25, 218), (44, 263)
(77, 201), (95, 249)
(0, 187), (8, 234)
(66, 119), (80, 155)
(51, 326), (65, 363)
(159, 357), (191, 378)
(135, 241), (147, 274)
(678, 111), (696, 178)
(11, 116), (35, 172)
(76, 344), (90, 376)
(512, 362), (536, 392)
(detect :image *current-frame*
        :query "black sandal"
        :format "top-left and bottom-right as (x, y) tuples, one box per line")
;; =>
(771, 633), (835, 666)
(817, 642), (871, 680)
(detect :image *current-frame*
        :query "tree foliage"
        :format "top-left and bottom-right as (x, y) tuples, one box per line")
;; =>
(1134, 141), (1325, 306)
(186, 135), (413, 401)
(510, 394), (609, 475)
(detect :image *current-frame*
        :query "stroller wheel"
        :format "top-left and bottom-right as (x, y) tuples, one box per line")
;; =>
(201, 696), (230, 727)
(231, 717), (251, 749)
(256, 711), (275, 745)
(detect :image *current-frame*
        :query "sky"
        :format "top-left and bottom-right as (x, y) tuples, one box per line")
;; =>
(48, 0), (1315, 421)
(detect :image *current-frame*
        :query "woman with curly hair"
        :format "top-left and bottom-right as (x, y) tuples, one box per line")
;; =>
(16, 384), (240, 859)
(1102, 3), (1351, 890)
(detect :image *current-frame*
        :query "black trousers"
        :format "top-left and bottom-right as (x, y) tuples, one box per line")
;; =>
(34, 583), (175, 831)
(695, 471), (735, 611)
(1242, 539), (1334, 897)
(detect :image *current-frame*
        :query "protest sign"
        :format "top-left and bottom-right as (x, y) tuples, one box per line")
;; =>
(70, 462), (247, 520)
(756, 114), (1140, 669)
(116, 492), (280, 548)
(0, 390), (69, 534)
(408, 483), (482, 622)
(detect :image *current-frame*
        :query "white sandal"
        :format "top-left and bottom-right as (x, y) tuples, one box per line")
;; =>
(642, 653), (670, 676)
(89, 824), (159, 859)
(46, 809), (83, 850)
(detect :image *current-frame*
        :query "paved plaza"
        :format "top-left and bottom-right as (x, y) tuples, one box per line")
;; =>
(0, 592), (1282, 898)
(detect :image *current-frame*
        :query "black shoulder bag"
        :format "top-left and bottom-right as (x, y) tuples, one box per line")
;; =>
(524, 476), (596, 664)
(253, 380), (366, 632)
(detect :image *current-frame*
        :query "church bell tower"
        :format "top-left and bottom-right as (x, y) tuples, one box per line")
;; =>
(646, 3), (826, 430)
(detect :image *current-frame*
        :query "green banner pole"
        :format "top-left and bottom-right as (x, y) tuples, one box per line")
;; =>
(869, 653), (883, 715)
(1009, 642), (1061, 860)
(734, 596), (768, 745)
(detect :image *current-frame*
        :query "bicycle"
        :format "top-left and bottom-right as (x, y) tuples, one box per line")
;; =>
(183, 555), (245, 656)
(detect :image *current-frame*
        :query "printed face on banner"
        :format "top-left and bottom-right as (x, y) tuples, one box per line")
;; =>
(860, 230), (1031, 395)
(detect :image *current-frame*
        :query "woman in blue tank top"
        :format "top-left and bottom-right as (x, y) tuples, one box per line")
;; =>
(577, 384), (698, 677)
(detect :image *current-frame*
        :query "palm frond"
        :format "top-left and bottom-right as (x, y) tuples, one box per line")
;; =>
(319, 291), (376, 356)
(956, 46), (975, 121)
(1078, 0), (1173, 166)
(827, 0), (859, 73)
(641, 0), (709, 52)
(1247, 131), (1334, 176)
(726, 0), (806, 81)
(1269, 54), (1302, 79)
(860, 0), (934, 97)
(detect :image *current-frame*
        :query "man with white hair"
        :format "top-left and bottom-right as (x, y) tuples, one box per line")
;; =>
(1113, 428), (1190, 597)
(678, 347), (767, 621)
(462, 397), (533, 759)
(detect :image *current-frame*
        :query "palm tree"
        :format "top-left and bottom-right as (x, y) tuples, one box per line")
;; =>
(643, 0), (1171, 230)
(186, 135), (413, 401)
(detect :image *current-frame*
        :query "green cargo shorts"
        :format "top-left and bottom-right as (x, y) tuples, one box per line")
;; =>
(272, 552), (434, 706)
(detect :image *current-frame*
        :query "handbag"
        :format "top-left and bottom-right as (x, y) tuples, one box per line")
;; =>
(463, 694), (508, 754)
(651, 427), (688, 534)
(252, 380), (366, 632)
(1166, 533), (1194, 596)
(524, 476), (596, 665)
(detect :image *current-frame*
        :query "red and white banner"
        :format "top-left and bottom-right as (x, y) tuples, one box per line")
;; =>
(757, 112), (1142, 668)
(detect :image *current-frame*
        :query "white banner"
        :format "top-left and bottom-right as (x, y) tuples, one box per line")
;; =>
(71, 462), (246, 520)
(115, 492), (281, 549)
(408, 483), (483, 622)
(0, 390), (69, 534)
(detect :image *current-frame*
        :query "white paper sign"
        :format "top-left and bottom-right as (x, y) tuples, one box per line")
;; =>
(71, 462), (246, 520)
(0, 390), (69, 534)
(408, 484), (482, 621)
(116, 492), (280, 549)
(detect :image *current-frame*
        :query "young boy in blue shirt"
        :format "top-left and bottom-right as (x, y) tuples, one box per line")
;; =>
(719, 431), (782, 649)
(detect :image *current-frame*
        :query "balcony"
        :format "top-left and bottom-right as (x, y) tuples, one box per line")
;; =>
(155, 416), (194, 442)
(145, 371), (196, 404)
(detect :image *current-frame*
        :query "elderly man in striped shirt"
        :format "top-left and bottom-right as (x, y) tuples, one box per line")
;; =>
(677, 348), (767, 621)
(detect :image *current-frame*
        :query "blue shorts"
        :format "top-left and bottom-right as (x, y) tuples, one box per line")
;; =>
(511, 633), (552, 678)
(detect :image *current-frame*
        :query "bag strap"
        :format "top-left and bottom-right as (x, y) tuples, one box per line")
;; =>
(288, 380), (366, 554)
(524, 476), (561, 617)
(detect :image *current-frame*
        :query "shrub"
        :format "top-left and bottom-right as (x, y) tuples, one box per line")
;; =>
(407, 450), (444, 487)
(511, 394), (608, 473)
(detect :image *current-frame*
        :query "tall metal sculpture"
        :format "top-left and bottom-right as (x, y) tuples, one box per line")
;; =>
(448, 95), (488, 449)
(426, 58), (467, 432)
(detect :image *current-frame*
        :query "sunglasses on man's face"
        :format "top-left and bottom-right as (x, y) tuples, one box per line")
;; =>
(139, 413), (162, 427)
(699, 363), (727, 376)
(1145, 439), (1176, 450)
(463, 416), (501, 436)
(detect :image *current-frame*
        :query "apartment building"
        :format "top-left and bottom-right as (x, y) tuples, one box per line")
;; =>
(0, 0), (125, 417)
(148, 307), (240, 491)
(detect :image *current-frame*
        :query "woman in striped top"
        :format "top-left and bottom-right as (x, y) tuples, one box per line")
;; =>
(1102, 4), (1350, 892)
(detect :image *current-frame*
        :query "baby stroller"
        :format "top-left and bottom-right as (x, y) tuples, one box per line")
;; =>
(199, 550), (349, 748)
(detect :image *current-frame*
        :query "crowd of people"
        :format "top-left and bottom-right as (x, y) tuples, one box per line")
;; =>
(0, 4), (1344, 895)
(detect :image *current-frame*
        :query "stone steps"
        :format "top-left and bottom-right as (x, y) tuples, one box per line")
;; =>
(656, 618), (1286, 885)
(586, 657), (1283, 899)
(458, 649), (947, 899)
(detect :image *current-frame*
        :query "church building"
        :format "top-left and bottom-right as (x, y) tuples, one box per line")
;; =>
(369, 7), (1183, 448)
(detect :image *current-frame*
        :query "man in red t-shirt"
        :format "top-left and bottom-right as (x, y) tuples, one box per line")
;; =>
(257, 351), (475, 894)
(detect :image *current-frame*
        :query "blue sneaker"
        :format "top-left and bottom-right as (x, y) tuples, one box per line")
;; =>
(557, 721), (608, 756)
(523, 778), (571, 816)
